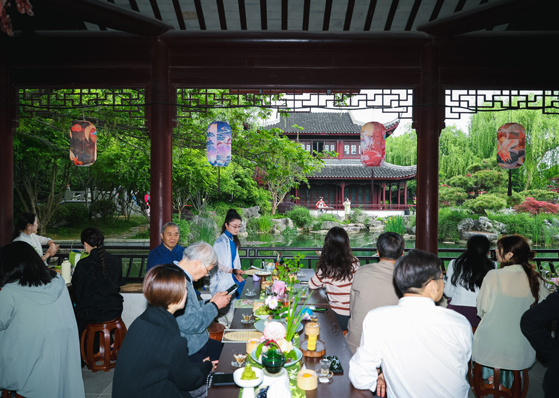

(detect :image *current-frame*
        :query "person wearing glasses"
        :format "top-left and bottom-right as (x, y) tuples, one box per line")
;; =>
(349, 249), (472, 398)
(212, 209), (246, 323)
(174, 242), (231, 363)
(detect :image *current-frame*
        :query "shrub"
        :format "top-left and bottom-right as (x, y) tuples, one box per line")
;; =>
(277, 201), (297, 214)
(172, 215), (191, 245)
(464, 194), (507, 214)
(285, 206), (313, 229)
(384, 216), (405, 235)
(90, 199), (118, 221)
(438, 208), (476, 242)
(439, 186), (468, 207)
(51, 203), (89, 226)
(514, 197), (559, 215)
(349, 208), (364, 224)
(520, 189), (559, 203)
(506, 191), (524, 207)
(247, 215), (274, 233)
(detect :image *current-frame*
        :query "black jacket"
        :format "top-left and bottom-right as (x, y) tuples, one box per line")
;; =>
(112, 305), (213, 398)
(72, 248), (125, 323)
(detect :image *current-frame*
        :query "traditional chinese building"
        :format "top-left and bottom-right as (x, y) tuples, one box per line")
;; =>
(266, 112), (416, 211)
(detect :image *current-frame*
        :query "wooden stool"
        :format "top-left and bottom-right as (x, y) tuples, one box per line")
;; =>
(208, 322), (225, 341)
(81, 317), (127, 372)
(1, 391), (24, 398)
(470, 362), (529, 398)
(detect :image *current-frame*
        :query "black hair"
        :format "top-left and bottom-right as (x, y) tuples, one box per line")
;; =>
(12, 212), (37, 241)
(222, 209), (242, 249)
(316, 227), (358, 282)
(451, 234), (495, 292)
(394, 249), (441, 294)
(81, 227), (108, 274)
(0, 241), (57, 288)
(377, 232), (405, 260)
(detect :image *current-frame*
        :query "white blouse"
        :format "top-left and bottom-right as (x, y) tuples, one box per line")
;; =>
(13, 232), (51, 258)
(473, 264), (550, 370)
(444, 259), (495, 307)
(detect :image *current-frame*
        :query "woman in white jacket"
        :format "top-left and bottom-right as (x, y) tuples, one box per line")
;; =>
(12, 213), (59, 264)
(211, 209), (245, 321)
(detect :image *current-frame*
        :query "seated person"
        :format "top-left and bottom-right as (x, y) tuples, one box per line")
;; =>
(349, 249), (472, 398)
(72, 227), (125, 337)
(346, 232), (404, 353)
(147, 222), (185, 272)
(175, 242), (231, 362)
(112, 263), (215, 398)
(316, 197), (326, 213)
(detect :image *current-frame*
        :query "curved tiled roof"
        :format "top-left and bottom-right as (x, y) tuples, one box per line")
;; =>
(265, 112), (399, 135)
(310, 160), (417, 180)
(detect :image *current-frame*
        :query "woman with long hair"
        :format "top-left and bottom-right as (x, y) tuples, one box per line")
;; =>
(0, 242), (85, 398)
(473, 235), (550, 387)
(112, 263), (216, 397)
(12, 212), (59, 264)
(309, 227), (359, 331)
(71, 227), (125, 336)
(444, 234), (495, 327)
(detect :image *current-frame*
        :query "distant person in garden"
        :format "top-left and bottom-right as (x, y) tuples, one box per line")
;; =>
(316, 196), (326, 213)
(309, 227), (359, 332)
(212, 209), (246, 323)
(146, 222), (185, 271)
(349, 249), (472, 398)
(112, 263), (215, 398)
(72, 227), (126, 338)
(12, 212), (60, 264)
(346, 232), (405, 353)
(444, 234), (495, 328)
(521, 291), (559, 397)
(473, 235), (549, 388)
(0, 242), (85, 398)
(344, 197), (351, 220)
(175, 242), (231, 363)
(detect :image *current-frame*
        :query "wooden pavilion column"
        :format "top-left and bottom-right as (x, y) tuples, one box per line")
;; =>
(149, 39), (173, 249)
(414, 42), (445, 254)
(0, 57), (15, 246)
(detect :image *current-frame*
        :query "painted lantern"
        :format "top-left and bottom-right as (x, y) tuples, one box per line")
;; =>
(206, 121), (232, 167)
(360, 121), (386, 167)
(69, 120), (97, 166)
(497, 123), (526, 169)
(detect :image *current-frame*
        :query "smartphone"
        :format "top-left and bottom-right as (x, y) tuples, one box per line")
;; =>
(212, 373), (235, 386)
(226, 284), (239, 295)
(323, 355), (343, 374)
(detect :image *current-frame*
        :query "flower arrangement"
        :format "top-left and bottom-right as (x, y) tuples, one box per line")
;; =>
(255, 321), (296, 362)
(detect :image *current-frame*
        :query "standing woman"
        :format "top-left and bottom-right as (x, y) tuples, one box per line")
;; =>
(0, 242), (85, 398)
(212, 210), (246, 318)
(72, 227), (125, 337)
(309, 227), (359, 332)
(473, 235), (550, 387)
(12, 212), (59, 264)
(444, 234), (495, 327)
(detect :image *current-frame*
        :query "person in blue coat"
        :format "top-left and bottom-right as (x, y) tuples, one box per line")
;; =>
(147, 222), (185, 271)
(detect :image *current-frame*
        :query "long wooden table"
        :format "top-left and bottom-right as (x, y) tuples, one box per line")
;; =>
(207, 269), (375, 398)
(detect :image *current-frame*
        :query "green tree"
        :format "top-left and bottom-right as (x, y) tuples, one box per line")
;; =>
(385, 128), (417, 166)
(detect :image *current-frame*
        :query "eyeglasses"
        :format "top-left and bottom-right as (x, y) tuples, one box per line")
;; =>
(228, 223), (242, 229)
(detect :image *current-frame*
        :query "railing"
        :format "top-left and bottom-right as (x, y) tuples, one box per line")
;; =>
(298, 202), (415, 211)
(49, 245), (559, 281)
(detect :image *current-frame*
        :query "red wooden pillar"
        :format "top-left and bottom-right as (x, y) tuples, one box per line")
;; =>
(404, 181), (408, 206)
(398, 183), (401, 207)
(0, 58), (15, 246)
(149, 39), (173, 249)
(382, 182), (386, 208)
(414, 43), (445, 254)
(341, 182), (345, 210)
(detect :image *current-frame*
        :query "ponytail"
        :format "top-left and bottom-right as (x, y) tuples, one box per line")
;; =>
(81, 227), (108, 274)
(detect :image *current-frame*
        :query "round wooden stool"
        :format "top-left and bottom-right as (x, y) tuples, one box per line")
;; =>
(470, 362), (529, 398)
(80, 317), (127, 372)
(208, 322), (225, 341)
(1, 391), (24, 398)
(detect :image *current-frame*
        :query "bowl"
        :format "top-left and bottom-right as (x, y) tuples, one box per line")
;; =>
(233, 367), (263, 398)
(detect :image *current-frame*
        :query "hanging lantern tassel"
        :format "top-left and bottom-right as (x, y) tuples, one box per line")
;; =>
(69, 120), (97, 166)
(497, 122), (526, 196)
(360, 121), (386, 167)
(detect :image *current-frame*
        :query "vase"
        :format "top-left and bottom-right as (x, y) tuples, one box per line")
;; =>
(262, 350), (285, 376)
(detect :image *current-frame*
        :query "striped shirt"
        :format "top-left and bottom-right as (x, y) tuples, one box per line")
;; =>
(308, 261), (359, 316)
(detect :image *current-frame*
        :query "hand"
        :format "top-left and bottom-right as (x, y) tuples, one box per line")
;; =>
(210, 291), (231, 309)
(234, 273), (245, 283)
(47, 243), (60, 257)
(203, 357), (218, 371)
(376, 372), (386, 397)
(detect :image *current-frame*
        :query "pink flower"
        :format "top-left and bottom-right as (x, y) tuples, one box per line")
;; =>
(272, 280), (286, 296)
(551, 277), (559, 286)
(262, 321), (286, 342)
(265, 295), (279, 310)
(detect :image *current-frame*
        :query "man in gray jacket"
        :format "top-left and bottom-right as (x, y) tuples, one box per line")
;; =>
(346, 232), (405, 353)
(175, 242), (231, 362)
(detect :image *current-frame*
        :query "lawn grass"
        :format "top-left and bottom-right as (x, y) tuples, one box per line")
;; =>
(47, 216), (148, 240)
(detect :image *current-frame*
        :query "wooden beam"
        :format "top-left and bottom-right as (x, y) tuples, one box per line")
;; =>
(302, 0), (310, 31)
(48, 0), (173, 36)
(260, 0), (267, 30)
(217, 0), (227, 30)
(344, 0), (355, 31)
(194, 0), (206, 30)
(238, 0), (247, 30)
(323, 0), (332, 31)
(172, 0), (186, 30)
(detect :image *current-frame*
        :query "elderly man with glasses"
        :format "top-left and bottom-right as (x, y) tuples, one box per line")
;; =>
(349, 249), (473, 398)
(175, 241), (231, 363)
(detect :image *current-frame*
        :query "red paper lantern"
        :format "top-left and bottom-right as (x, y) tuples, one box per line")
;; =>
(497, 123), (526, 169)
(69, 121), (97, 166)
(360, 121), (386, 167)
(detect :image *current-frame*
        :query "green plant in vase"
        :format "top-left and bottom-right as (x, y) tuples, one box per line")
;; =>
(276, 253), (305, 292)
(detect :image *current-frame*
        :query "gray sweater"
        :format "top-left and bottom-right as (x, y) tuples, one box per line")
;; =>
(175, 274), (218, 355)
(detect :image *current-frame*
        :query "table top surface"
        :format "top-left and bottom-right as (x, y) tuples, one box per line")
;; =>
(207, 269), (374, 398)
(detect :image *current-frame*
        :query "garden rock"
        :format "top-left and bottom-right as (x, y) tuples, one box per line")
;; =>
(343, 226), (361, 234)
(353, 212), (368, 224)
(238, 232), (249, 238)
(492, 220), (508, 234)
(403, 234), (416, 241)
(474, 217), (496, 233)
(462, 231), (498, 242)
(321, 221), (340, 230)
(270, 218), (294, 231)
(457, 218), (475, 237)
(310, 230), (329, 235)
(369, 225), (384, 233)
(241, 206), (261, 220)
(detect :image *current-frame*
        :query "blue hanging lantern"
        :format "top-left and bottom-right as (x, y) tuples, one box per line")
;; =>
(206, 121), (232, 167)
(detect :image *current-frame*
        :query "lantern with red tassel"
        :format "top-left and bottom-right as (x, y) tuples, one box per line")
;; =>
(360, 121), (386, 167)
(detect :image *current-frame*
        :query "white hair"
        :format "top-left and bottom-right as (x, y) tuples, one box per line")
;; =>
(183, 241), (218, 268)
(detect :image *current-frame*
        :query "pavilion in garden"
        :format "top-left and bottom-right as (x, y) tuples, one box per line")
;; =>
(1, 0), (558, 254)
